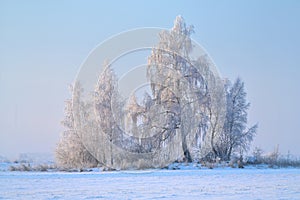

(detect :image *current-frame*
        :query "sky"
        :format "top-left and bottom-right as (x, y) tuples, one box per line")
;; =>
(1, 0), (300, 159)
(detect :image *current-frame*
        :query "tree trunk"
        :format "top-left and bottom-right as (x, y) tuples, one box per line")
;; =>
(227, 145), (233, 161)
(181, 123), (192, 162)
(210, 121), (218, 159)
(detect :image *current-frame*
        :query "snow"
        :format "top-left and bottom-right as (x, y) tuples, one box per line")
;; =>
(0, 165), (300, 199)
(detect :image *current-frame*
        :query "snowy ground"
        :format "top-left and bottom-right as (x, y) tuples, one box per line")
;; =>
(1, 165), (300, 200)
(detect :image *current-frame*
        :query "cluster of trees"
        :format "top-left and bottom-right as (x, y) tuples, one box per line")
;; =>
(56, 16), (257, 169)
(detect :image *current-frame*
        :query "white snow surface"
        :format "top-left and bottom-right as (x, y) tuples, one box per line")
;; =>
(0, 164), (300, 199)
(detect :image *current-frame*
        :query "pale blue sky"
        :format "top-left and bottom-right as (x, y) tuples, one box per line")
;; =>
(1, 0), (300, 158)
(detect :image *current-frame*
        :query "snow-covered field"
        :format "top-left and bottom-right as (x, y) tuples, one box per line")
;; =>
(0, 166), (300, 200)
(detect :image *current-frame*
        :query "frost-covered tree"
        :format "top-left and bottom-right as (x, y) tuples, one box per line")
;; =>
(213, 78), (257, 160)
(94, 61), (124, 168)
(56, 83), (98, 168)
(203, 81), (225, 161)
(147, 16), (212, 162)
(148, 16), (190, 161)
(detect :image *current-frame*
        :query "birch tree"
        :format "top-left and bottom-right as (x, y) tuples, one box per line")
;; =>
(56, 83), (98, 168)
(214, 78), (257, 160)
(147, 16), (211, 162)
(94, 62), (120, 167)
